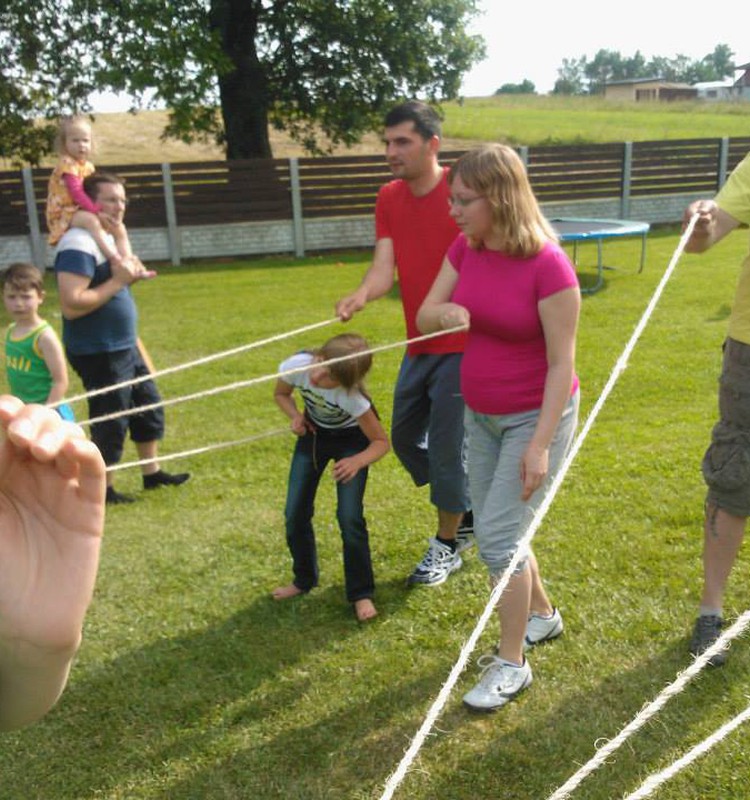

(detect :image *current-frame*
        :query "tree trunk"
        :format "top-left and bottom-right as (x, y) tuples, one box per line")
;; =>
(211, 0), (272, 159)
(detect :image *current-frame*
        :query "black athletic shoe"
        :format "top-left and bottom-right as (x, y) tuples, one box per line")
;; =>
(143, 470), (191, 490)
(106, 486), (136, 505)
(689, 614), (727, 666)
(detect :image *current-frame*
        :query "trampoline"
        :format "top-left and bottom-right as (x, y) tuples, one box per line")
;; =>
(550, 218), (651, 294)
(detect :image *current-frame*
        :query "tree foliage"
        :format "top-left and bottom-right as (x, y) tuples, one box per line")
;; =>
(552, 44), (737, 95)
(0, 0), (485, 164)
(495, 79), (536, 95)
(552, 57), (588, 96)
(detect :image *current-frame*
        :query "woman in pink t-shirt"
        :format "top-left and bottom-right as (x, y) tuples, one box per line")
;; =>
(417, 144), (580, 713)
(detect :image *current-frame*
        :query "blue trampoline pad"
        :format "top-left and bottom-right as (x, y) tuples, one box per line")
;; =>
(550, 218), (650, 294)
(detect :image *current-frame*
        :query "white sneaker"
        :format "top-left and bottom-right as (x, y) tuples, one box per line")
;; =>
(407, 537), (462, 586)
(463, 655), (533, 712)
(524, 607), (564, 651)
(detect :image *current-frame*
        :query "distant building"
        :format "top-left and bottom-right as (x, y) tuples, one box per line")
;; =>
(603, 77), (697, 102)
(694, 79), (736, 101)
(732, 62), (750, 100)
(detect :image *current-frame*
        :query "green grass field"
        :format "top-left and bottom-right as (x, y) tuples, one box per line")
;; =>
(442, 95), (750, 147)
(16, 95), (750, 169)
(1, 231), (750, 799)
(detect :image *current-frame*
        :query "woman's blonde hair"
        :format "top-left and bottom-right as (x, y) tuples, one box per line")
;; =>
(54, 115), (94, 157)
(450, 143), (557, 257)
(314, 333), (372, 391)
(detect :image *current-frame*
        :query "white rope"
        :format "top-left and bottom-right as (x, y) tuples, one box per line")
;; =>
(547, 610), (750, 800)
(80, 326), (467, 428)
(379, 216), (700, 800)
(56, 317), (340, 408)
(622, 701), (750, 800)
(105, 428), (288, 473)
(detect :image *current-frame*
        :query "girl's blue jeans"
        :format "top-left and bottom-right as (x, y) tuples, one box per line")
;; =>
(284, 427), (374, 602)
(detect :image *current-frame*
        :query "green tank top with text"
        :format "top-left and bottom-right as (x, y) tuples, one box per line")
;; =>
(5, 321), (54, 404)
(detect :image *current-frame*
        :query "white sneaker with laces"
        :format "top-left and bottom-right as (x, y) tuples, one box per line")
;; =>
(524, 607), (564, 651)
(463, 655), (533, 712)
(407, 537), (462, 586)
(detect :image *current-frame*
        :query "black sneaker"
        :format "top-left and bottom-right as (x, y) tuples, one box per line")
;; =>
(106, 486), (136, 505)
(689, 614), (727, 666)
(143, 470), (191, 490)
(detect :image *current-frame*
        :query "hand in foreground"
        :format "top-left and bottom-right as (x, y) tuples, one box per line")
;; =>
(0, 397), (105, 730)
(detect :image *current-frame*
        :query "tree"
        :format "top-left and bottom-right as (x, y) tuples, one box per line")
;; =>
(584, 49), (648, 94)
(700, 44), (735, 80)
(0, 0), (485, 164)
(552, 57), (587, 95)
(495, 79), (536, 95)
(549, 43), (737, 100)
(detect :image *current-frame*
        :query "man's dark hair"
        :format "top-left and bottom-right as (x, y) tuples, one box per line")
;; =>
(83, 171), (125, 202)
(384, 101), (442, 141)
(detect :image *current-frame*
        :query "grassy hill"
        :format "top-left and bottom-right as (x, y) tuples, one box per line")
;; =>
(16, 95), (750, 168)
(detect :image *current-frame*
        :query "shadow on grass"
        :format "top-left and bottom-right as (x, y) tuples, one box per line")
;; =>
(423, 636), (749, 800)
(149, 249), (374, 276)
(1, 578), (414, 800)
(151, 668), (451, 800)
(4, 594), (747, 799)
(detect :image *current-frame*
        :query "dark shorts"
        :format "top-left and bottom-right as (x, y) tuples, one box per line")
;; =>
(702, 338), (750, 517)
(67, 346), (165, 466)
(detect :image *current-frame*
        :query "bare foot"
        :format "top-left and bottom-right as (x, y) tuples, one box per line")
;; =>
(354, 598), (378, 622)
(272, 584), (304, 600)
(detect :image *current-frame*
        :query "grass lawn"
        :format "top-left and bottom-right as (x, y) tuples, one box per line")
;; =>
(13, 95), (750, 169)
(441, 95), (750, 147)
(1, 229), (750, 799)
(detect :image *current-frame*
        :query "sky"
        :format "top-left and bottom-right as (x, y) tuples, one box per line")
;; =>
(90, 0), (748, 111)
(460, 0), (748, 96)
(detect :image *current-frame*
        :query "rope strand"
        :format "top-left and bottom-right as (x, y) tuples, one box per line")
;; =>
(622, 702), (750, 800)
(547, 610), (750, 800)
(81, 326), (467, 428)
(379, 216), (700, 800)
(55, 317), (340, 409)
(106, 428), (288, 473)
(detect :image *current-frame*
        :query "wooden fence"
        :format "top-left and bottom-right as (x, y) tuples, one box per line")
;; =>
(2, 135), (749, 242)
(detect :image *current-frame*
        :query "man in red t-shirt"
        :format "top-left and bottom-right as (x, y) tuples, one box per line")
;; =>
(336, 101), (472, 586)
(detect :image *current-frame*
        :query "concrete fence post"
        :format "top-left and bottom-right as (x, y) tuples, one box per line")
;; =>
(621, 141), (633, 219)
(718, 137), (729, 190)
(289, 158), (305, 258)
(22, 167), (46, 268)
(518, 145), (529, 170)
(161, 163), (181, 266)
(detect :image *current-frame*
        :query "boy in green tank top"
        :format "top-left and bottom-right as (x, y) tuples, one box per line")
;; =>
(2, 263), (75, 421)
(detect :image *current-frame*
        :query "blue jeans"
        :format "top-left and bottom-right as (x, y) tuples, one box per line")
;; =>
(284, 427), (374, 602)
(465, 391), (579, 575)
(391, 352), (470, 514)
